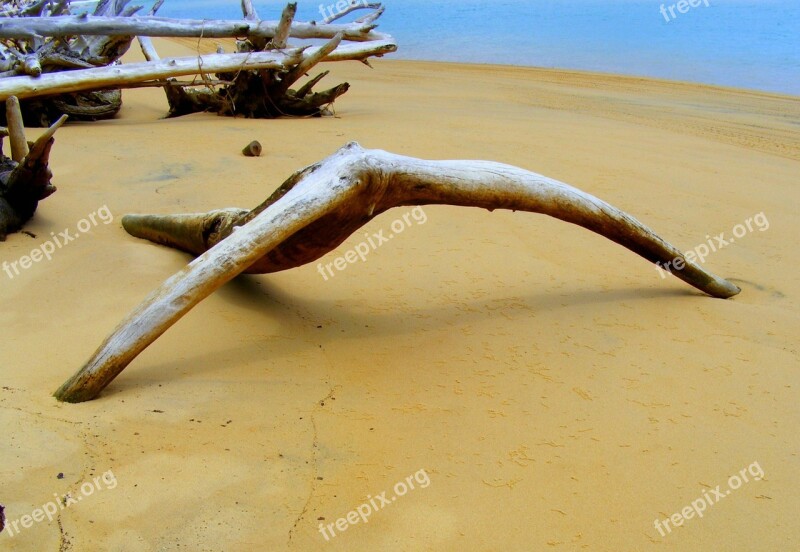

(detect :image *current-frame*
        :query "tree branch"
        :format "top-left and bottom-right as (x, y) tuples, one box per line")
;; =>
(274, 32), (342, 94)
(268, 2), (296, 50)
(53, 143), (741, 402)
(0, 14), (388, 42)
(0, 49), (303, 100)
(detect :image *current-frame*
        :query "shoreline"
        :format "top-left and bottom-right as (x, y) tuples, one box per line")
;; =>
(167, 37), (800, 101)
(387, 57), (800, 100)
(157, 0), (800, 97)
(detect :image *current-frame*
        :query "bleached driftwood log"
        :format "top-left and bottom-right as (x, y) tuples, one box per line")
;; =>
(0, 95), (65, 239)
(0, 1), (397, 119)
(54, 143), (741, 402)
(0, 13), (391, 42)
(0, 50), (303, 99)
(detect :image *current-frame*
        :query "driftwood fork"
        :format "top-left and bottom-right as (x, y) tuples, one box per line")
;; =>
(54, 142), (740, 402)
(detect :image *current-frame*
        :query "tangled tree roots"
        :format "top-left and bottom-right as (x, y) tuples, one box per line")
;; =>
(155, 2), (390, 118)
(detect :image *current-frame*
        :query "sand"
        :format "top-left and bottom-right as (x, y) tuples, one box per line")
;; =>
(1, 38), (798, 551)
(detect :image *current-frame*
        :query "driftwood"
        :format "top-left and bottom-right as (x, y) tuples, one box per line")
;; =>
(0, 0), (153, 126)
(53, 143), (740, 402)
(0, 95), (64, 239)
(0, 12), (391, 41)
(0, 1), (397, 120)
(242, 140), (262, 157)
(0, 50), (302, 99)
(153, 2), (395, 118)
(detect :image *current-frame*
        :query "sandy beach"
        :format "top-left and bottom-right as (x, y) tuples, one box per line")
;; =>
(1, 38), (798, 551)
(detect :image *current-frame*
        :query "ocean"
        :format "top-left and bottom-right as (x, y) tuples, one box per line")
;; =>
(155, 0), (799, 96)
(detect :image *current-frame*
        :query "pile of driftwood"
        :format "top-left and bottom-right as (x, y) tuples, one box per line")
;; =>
(0, 0), (397, 124)
(0, 0), (151, 125)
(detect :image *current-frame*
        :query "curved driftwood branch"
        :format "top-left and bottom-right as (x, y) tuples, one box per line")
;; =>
(54, 143), (740, 402)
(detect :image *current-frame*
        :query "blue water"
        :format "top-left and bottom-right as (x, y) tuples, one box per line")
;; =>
(157, 0), (800, 96)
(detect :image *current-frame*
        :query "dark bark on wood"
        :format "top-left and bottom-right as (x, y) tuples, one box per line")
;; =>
(180, 66), (350, 119)
(163, 80), (224, 117)
(1, 89), (121, 127)
(242, 140), (262, 157)
(0, 95), (64, 240)
(157, 5), (384, 119)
